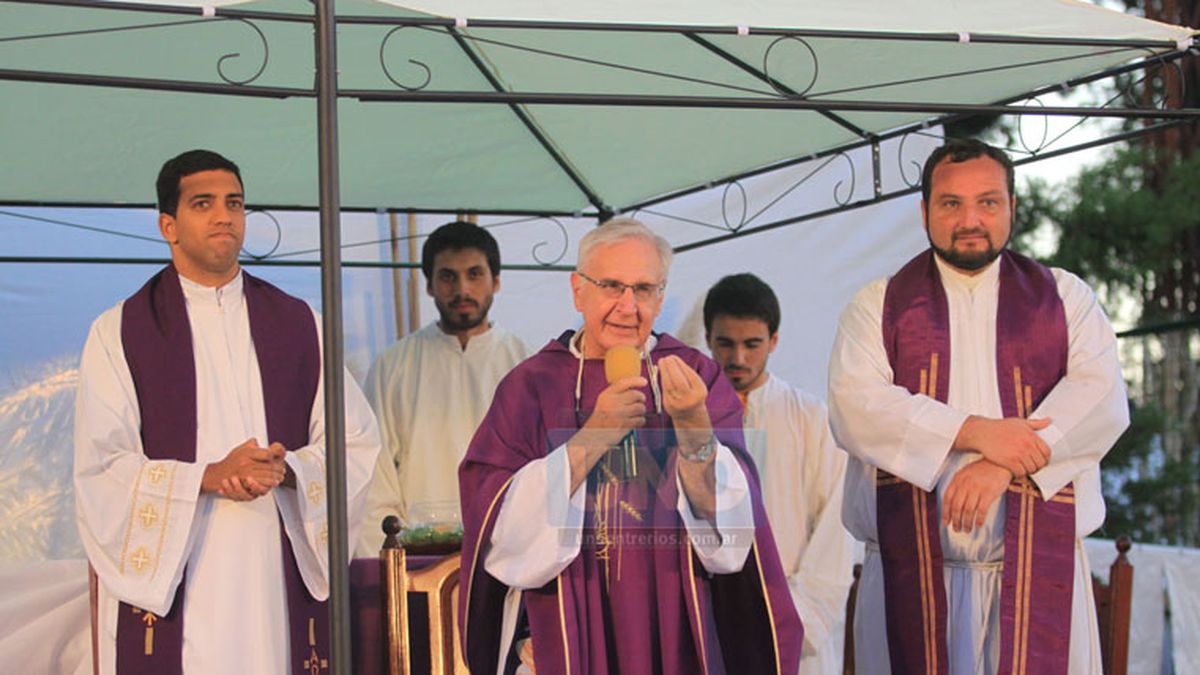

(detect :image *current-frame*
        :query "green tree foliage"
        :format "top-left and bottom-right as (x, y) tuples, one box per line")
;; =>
(1019, 148), (1200, 312)
(1015, 149), (1200, 545)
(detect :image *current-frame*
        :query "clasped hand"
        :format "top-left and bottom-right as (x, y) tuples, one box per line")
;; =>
(201, 438), (289, 502)
(578, 355), (712, 450)
(955, 415), (1052, 477)
(942, 458), (1013, 533)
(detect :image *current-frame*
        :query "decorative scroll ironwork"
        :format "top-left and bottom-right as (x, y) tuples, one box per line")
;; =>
(528, 216), (570, 266)
(1120, 48), (1188, 111)
(402, 25), (776, 97)
(762, 36), (819, 98)
(832, 151), (857, 206)
(896, 129), (944, 189)
(1, 16), (271, 86)
(721, 181), (749, 231)
(1012, 52), (1188, 159)
(241, 209), (282, 260)
(266, 213), (573, 267)
(1017, 96), (1051, 155)
(631, 149), (862, 235)
(216, 18), (269, 86)
(379, 26), (433, 91)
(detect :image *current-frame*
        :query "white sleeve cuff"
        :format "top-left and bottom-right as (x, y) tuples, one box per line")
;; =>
(485, 444), (585, 589)
(898, 402), (969, 491)
(675, 444), (753, 574)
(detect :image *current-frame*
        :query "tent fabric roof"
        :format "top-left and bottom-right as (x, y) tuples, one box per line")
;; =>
(384, 0), (1192, 41)
(1, 0), (1195, 213)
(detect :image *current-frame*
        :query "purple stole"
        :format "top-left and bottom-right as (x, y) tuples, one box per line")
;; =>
(878, 250), (1075, 675)
(116, 265), (327, 674)
(458, 332), (803, 675)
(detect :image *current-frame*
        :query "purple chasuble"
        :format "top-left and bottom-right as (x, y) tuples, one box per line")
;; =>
(117, 265), (327, 674)
(878, 250), (1075, 675)
(458, 332), (802, 675)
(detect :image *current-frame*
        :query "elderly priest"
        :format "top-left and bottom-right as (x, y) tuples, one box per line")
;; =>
(459, 218), (801, 674)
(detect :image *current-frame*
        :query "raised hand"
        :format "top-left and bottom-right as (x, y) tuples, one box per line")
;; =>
(657, 356), (712, 448)
(953, 415), (1052, 477)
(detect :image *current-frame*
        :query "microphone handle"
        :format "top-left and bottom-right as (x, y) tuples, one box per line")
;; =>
(619, 431), (637, 480)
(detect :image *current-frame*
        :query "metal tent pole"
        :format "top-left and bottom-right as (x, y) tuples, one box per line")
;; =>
(314, 0), (352, 672)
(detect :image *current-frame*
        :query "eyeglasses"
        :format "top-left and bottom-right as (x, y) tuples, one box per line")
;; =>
(576, 271), (665, 302)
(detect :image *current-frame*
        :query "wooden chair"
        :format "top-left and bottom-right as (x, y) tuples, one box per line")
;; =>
(89, 564), (100, 675)
(380, 515), (469, 675)
(1092, 536), (1134, 675)
(842, 563), (862, 675)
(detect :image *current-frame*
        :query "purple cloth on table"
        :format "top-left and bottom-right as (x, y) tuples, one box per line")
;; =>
(458, 331), (802, 675)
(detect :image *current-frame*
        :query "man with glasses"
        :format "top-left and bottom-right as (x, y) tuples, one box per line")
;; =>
(458, 218), (801, 674)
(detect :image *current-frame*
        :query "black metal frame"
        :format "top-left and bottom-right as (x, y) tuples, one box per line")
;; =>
(3, 2), (1198, 671)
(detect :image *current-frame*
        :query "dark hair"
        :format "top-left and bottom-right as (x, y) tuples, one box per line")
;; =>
(703, 273), (781, 337)
(156, 149), (243, 216)
(920, 138), (1014, 204)
(421, 220), (501, 281)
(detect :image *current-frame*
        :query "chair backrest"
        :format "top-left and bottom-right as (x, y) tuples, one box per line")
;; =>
(1092, 536), (1134, 675)
(842, 563), (862, 675)
(89, 564), (100, 675)
(381, 516), (468, 675)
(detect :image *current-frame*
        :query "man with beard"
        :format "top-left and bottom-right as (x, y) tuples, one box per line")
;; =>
(828, 139), (1129, 674)
(357, 220), (529, 555)
(704, 273), (856, 675)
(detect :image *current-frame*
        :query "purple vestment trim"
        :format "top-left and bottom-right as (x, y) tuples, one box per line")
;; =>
(458, 331), (802, 675)
(880, 250), (1074, 675)
(117, 265), (324, 674)
(994, 252), (1074, 675)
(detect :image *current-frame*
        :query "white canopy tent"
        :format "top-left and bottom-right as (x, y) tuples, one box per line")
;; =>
(2, 0), (1196, 214)
(2, 1), (1198, 671)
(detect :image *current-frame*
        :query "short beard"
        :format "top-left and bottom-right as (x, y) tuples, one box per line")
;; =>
(926, 222), (1008, 273)
(930, 241), (1002, 271)
(435, 296), (492, 333)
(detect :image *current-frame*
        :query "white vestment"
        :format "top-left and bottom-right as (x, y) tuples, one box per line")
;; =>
(744, 374), (856, 675)
(356, 321), (529, 555)
(828, 255), (1129, 675)
(74, 272), (380, 675)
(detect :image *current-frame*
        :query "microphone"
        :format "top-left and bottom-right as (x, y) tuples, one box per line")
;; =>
(604, 345), (641, 384)
(604, 346), (642, 479)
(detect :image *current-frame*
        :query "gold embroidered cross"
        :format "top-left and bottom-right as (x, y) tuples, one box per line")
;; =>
(138, 504), (159, 528)
(306, 481), (324, 505)
(319, 522), (328, 546)
(129, 547), (152, 572)
(141, 611), (157, 655)
(147, 465), (167, 485)
(303, 618), (328, 674)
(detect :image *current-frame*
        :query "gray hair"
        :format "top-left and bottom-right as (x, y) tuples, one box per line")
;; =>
(576, 217), (673, 277)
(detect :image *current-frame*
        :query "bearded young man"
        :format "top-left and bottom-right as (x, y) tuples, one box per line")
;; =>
(828, 139), (1129, 674)
(74, 149), (380, 674)
(458, 218), (801, 675)
(356, 221), (530, 555)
